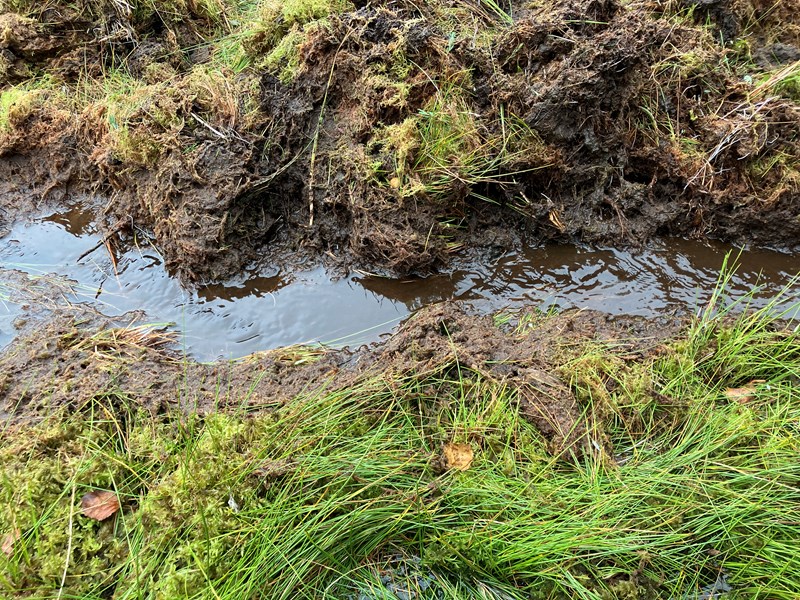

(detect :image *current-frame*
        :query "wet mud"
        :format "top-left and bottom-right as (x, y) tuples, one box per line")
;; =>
(0, 301), (675, 454)
(2, 0), (800, 283)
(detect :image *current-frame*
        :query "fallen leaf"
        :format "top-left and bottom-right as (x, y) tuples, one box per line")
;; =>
(81, 490), (120, 521)
(725, 379), (765, 404)
(1, 529), (20, 557)
(442, 442), (474, 471)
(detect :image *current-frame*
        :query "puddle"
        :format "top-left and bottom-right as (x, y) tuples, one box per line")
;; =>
(1, 204), (798, 361)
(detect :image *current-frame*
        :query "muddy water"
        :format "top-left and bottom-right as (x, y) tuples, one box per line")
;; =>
(1, 204), (798, 361)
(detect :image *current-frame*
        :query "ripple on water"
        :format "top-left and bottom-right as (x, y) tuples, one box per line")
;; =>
(1, 204), (798, 360)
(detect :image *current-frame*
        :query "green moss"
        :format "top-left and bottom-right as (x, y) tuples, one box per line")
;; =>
(374, 117), (420, 184)
(263, 26), (307, 84)
(185, 65), (243, 127)
(0, 86), (44, 132)
(373, 76), (553, 203)
(249, 0), (352, 57)
(110, 128), (162, 165)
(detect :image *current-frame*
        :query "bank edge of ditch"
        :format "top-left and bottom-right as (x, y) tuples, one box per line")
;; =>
(2, 0), (800, 285)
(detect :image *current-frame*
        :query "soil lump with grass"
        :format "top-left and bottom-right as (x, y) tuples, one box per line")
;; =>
(1, 0), (799, 283)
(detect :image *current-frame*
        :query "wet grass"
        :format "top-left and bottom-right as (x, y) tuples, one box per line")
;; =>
(1, 277), (798, 599)
(401, 79), (552, 203)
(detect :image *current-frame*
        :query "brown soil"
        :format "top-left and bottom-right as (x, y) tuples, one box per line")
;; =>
(1, 0), (799, 282)
(0, 303), (677, 456)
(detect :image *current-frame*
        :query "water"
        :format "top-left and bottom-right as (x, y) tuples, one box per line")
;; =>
(1, 204), (798, 361)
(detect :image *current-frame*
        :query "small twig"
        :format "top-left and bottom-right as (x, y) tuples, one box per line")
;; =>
(191, 112), (229, 140)
(57, 484), (77, 600)
(76, 219), (126, 263)
(104, 238), (121, 285)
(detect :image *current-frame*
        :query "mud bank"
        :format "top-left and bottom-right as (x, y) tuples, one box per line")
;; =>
(2, 0), (800, 282)
(0, 302), (676, 452)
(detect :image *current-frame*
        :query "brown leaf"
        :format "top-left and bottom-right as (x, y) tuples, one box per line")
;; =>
(1, 529), (20, 557)
(81, 490), (120, 521)
(442, 442), (474, 471)
(725, 379), (766, 404)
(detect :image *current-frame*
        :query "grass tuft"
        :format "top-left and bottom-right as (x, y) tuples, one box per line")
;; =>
(377, 75), (553, 205)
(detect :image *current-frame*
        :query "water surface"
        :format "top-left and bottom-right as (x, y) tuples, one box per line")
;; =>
(1, 205), (797, 360)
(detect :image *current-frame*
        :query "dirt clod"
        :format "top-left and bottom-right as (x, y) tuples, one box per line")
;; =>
(1, 0), (799, 282)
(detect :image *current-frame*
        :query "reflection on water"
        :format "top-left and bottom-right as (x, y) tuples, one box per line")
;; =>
(1, 204), (798, 360)
(457, 242), (799, 317)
